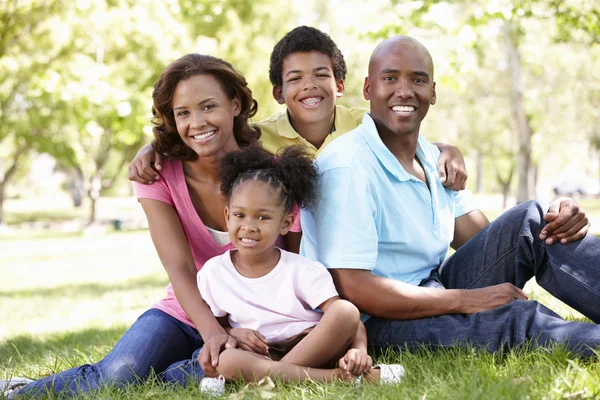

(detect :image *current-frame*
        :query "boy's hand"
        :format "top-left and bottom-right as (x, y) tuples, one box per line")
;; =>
(128, 144), (163, 184)
(339, 348), (372, 377)
(438, 145), (467, 191)
(226, 327), (269, 355)
(540, 197), (590, 245)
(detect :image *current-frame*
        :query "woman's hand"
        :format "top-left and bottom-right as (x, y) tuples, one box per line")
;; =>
(226, 327), (269, 355)
(128, 143), (163, 184)
(197, 333), (237, 377)
(339, 348), (373, 377)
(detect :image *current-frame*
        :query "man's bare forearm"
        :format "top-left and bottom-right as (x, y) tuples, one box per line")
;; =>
(330, 269), (468, 319)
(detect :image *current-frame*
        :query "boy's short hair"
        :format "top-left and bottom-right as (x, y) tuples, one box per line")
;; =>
(269, 26), (347, 87)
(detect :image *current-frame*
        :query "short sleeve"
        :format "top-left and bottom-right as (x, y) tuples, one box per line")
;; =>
(295, 261), (339, 309)
(134, 177), (174, 206)
(197, 263), (228, 317)
(453, 189), (477, 218)
(300, 166), (378, 271)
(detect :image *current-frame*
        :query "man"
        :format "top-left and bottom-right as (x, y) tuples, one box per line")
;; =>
(301, 36), (600, 356)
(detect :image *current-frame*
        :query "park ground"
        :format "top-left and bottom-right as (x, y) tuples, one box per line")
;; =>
(1, 195), (600, 399)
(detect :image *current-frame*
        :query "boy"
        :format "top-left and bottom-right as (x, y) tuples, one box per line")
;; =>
(129, 26), (467, 189)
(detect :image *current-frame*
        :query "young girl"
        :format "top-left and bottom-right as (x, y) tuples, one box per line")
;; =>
(197, 145), (404, 393)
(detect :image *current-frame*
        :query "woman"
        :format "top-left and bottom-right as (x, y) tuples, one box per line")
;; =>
(11, 54), (287, 397)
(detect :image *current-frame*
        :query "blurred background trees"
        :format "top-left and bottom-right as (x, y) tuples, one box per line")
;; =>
(1, 0), (599, 226)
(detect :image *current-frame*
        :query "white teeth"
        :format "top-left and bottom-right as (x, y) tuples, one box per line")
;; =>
(192, 130), (216, 140)
(301, 97), (322, 106)
(392, 106), (415, 112)
(241, 238), (257, 244)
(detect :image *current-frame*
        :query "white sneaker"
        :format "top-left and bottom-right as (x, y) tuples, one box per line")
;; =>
(374, 364), (405, 384)
(0, 377), (33, 398)
(199, 375), (225, 397)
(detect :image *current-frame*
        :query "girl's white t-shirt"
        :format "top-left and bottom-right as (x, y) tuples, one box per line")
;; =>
(197, 249), (339, 342)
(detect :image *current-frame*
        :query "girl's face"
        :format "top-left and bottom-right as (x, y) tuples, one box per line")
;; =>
(225, 180), (294, 259)
(172, 74), (241, 159)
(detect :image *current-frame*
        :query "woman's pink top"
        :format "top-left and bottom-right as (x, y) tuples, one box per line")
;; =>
(134, 158), (300, 328)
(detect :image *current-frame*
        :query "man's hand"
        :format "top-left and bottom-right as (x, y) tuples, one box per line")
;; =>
(459, 283), (528, 314)
(437, 145), (467, 191)
(127, 144), (163, 184)
(539, 197), (590, 245)
(339, 348), (373, 378)
(226, 327), (269, 355)
(197, 333), (237, 377)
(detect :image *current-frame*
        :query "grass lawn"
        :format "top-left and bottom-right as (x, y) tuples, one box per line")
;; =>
(1, 197), (600, 398)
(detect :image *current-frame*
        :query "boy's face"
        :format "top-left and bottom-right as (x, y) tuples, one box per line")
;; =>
(273, 51), (344, 129)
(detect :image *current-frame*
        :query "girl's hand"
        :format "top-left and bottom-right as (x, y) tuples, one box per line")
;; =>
(128, 143), (163, 184)
(226, 327), (269, 355)
(339, 348), (373, 377)
(197, 333), (237, 377)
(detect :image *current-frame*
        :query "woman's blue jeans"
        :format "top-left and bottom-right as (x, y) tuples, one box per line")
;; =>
(365, 201), (600, 357)
(18, 309), (205, 397)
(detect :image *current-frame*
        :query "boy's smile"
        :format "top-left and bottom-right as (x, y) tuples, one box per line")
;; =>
(273, 51), (344, 129)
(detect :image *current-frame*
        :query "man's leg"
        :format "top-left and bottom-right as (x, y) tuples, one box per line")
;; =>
(17, 309), (203, 397)
(439, 200), (600, 322)
(365, 300), (600, 357)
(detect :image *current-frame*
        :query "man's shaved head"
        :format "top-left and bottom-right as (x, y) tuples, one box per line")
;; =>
(363, 35), (437, 138)
(369, 36), (434, 79)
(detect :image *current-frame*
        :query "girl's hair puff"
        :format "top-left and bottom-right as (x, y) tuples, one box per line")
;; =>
(220, 145), (318, 213)
(151, 54), (260, 161)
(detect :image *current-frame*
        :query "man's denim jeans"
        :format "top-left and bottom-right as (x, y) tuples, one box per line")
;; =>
(365, 201), (600, 357)
(18, 309), (205, 397)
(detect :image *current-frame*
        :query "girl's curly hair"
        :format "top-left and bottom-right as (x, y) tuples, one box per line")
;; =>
(219, 145), (318, 213)
(151, 54), (260, 161)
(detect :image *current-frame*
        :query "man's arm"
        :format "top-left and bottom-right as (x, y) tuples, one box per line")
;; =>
(451, 210), (490, 249)
(330, 268), (526, 320)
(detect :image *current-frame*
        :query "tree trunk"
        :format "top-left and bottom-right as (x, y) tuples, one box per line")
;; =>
(0, 145), (27, 225)
(0, 181), (5, 225)
(87, 173), (102, 225)
(503, 20), (533, 204)
(476, 151), (483, 193)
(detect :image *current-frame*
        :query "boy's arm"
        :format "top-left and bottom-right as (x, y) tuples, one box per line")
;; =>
(433, 142), (467, 191)
(128, 143), (163, 184)
(350, 321), (368, 352)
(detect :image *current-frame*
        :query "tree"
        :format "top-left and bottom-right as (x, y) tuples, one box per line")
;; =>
(0, 0), (74, 224)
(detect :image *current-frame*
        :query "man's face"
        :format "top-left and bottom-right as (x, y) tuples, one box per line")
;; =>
(363, 40), (436, 137)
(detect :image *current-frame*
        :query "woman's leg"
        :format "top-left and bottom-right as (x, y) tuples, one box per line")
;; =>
(280, 299), (359, 367)
(17, 309), (203, 397)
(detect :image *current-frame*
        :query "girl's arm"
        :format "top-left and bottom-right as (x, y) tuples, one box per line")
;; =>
(140, 199), (236, 376)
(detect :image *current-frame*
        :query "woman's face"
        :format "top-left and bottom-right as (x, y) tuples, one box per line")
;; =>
(172, 74), (241, 159)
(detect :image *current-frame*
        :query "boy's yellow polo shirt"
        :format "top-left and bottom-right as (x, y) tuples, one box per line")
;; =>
(253, 105), (367, 158)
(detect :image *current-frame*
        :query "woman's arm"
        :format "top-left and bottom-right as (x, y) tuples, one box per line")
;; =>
(140, 198), (235, 376)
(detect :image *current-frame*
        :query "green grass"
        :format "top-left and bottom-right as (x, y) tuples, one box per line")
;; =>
(2, 197), (600, 398)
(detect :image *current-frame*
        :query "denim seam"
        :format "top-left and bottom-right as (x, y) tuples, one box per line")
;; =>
(549, 256), (600, 297)
(465, 241), (519, 289)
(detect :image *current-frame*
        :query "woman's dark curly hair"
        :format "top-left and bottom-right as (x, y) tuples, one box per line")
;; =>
(220, 145), (318, 213)
(269, 26), (347, 87)
(151, 54), (260, 161)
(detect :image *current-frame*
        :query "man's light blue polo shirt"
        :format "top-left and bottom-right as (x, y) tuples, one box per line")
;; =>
(300, 113), (476, 288)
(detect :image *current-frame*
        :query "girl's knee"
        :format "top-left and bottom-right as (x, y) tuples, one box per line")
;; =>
(325, 300), (360, 331)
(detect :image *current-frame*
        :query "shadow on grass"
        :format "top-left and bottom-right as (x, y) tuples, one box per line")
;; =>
(0, 325), (129, 368)
(0, 274), (169, 299)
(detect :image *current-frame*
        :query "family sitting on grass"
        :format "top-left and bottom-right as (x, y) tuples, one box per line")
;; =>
(4, 26), (600, 398)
